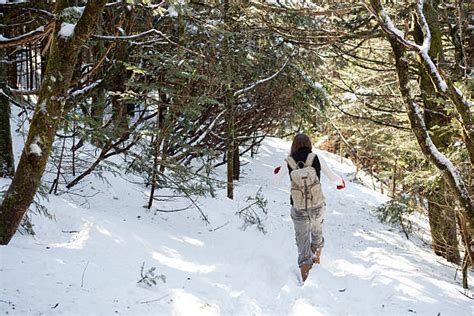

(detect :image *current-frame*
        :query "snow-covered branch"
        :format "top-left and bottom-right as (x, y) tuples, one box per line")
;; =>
(28, 8), (54, 18)
(68, 80), (102, 99)
(415, 0), (431, 52)
(9, 87), (39, 96)
(249, 0), (354, 16)
(0, 24), (51, 48)
(190, 110), (226, 147)
(234, 59), (289, 97)
(368, 0), (474, 164)
(366, 0), (473, 100)
(288, 63), (324, 92)
(105, 1), (165, 9)
(387, 34), (474, 260)
(92, 29), (168, 41)
(372, 0), (474, 257)
(414, 0), (447, 92)
(412, 105), (470, 199)
(92, 29), (205, 58)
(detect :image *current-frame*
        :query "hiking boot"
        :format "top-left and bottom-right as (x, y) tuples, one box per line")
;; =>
(311, 245), (322, 264)
(300, 263), (312, 282)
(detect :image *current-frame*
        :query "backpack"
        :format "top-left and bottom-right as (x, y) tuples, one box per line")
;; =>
(286, 153), (325, 210)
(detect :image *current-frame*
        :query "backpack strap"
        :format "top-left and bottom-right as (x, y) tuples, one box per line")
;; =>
(285, 156), (298, 170)
(305, 153), (316, 167)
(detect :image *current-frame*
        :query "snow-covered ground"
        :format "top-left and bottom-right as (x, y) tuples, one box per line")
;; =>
(1, 135), (472, 315)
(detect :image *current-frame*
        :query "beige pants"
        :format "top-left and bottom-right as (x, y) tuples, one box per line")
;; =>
(291, 205), (325, 267)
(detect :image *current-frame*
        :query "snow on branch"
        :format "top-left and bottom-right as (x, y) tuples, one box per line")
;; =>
(249, 0), (354, 16)
(59, 23), (76, 38)
(28, 8), (55, 18)
(0, 24), (52, 48)
(288, 63), (324, 92)
(68, 80), (102, 99)
(414, 0), (448, 92)
(92, 29), (169, 41)
(412, 105), (470, 200)
(366, 0), (449, 93)
(9, 87), (39, 96)
(378, 6), (405, 39)
(92, 29), (204, 58)
(234, 59), (289, 97)
(372, 0), (474, 216)
(190, 110), (226, 147)
(105, 1), (165, 9)
(415, 0), (431, 53)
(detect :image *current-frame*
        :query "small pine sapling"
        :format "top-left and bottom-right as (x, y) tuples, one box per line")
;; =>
(137, 262), (166, 288)
(236, 187), (268, 234)
(374, 195), (414, 239)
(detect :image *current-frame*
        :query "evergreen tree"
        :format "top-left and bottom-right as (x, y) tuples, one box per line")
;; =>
(0, 0), (109, 245)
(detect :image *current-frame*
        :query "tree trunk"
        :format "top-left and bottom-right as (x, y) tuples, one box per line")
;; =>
(225, 86), (235, 199)
(427, 192), (461, 264)
(370, 0), (473, 269)
(7, 48), (17, 90)
(91, 88), (106, 126)
(466, 1), (474, 87)
(233, 143), (240, 181)
(0, 4), (16, 178)
(90, 10), (105, 126)
(0, 0), (108, 245)
(112, 94), (128, 130)
(147, 119), (160, 210)
(5, 8), (17, 90)
(223, 0), (236, 199)
(0, 49), (15, 178)
(388, 35), (474, 266)
(414, 0), (460, 264)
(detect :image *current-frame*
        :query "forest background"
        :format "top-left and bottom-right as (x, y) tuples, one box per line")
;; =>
(0, 0), (473, 290)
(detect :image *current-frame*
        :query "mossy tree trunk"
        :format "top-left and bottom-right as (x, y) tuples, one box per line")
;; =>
(414, 0), (460, 264)
(0, 0), (108, 245)
(387, 31), (474, 267)
(370, 0), (473, 270)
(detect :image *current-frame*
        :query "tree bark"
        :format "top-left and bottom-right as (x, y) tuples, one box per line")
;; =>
(0, 5), (16, 178)
(0, 50), (15, 178)
(89, 10), (106, 127)
(369, 0), (474, 267)
(223, 0), (236, 199)
(233, 143), (240, 181)
(388, 35), (474, 265)
(427, 193), (460, 263)
(414, 0), (460, 264)
(0, 0), (108, 245)
(466, 1), (474, 82)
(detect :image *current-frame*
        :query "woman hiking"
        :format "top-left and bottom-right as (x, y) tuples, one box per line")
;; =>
(280, 133), (346, 282)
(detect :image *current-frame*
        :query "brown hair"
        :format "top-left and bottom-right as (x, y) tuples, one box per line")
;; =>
(291, 133), (312, 156)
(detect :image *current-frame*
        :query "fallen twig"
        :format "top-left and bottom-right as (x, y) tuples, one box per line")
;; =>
(457, 289), (473, 300)
(81, 261), (89, 288)
(138, 294), (169, 304)
(153, 204), (193, 213)
(209, 221), (230, 232)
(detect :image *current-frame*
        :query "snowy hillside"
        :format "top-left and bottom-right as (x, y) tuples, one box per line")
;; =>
(1, 137), (472, 315)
